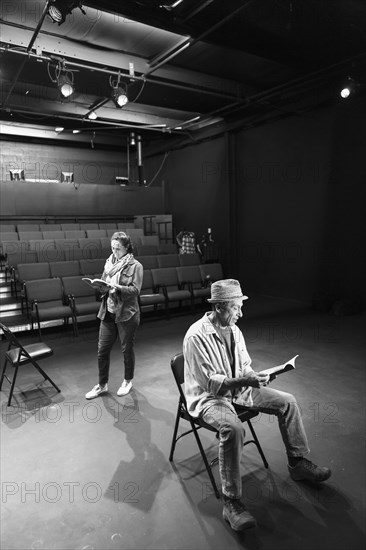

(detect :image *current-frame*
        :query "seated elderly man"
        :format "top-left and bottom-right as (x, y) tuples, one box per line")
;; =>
(183, 279), (331, 531)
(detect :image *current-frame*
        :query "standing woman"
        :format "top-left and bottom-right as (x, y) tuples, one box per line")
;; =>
(86, 232), (143, 399)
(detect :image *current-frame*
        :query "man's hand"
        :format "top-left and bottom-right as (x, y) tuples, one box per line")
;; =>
(242, 371), (270, 388)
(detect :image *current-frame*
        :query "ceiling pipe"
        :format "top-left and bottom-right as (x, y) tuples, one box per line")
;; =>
(1, 0), (52, 108)
(0, 45), (240, 102)
(178, 51), (366, 128)
(144, 0), (255, 77)
(0, 104), (182, 134)
(180, 0), (215, 22)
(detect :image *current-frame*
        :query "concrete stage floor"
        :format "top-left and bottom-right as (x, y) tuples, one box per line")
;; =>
(1, 295), (365, 550)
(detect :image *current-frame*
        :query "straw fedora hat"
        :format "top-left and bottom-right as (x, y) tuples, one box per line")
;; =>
(207, 279), (248, 303)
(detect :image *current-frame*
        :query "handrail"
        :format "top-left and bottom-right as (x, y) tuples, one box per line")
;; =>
(0, 215), (136, 223)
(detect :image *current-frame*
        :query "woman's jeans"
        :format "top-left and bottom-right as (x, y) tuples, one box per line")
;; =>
(201, 387), (310, 499)
(98, 311), (140, 385)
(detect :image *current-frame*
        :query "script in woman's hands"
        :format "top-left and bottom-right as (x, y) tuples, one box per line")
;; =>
(82, 278), (113, 291)
(259, 355), (299, 381)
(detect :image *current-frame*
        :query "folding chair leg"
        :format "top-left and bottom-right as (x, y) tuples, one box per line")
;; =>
(246, 418), (269, 468)
(8, 366), (19, 406)
(0, 359), (9, 390)
(169, 403), (182, 461)
(31, 360), (61, 394)
(190, 421), (221, 499)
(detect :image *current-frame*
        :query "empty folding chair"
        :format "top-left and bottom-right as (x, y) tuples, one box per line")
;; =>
(169, 353), (268, 499)
(157, 254), (180, 268)
(62, 276), (100, 333)
(151, 267), (192, 315)
(49, 261), (80, 278)
(0, 322), (60, 407)
(178, 253), (201, 266)
(24, 278), (76, 339)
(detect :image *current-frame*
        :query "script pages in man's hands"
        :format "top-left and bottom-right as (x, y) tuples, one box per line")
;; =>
(82, 278), (113, 292)
(260, 355), (299, 381)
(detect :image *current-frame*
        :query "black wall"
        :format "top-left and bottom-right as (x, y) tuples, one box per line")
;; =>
(145, 96), (366, 304)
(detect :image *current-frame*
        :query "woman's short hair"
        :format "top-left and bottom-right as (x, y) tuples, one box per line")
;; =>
(111, 231), (133, 253)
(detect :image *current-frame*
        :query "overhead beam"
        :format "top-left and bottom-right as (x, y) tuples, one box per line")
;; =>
(0, 90), (192, 128)
(0, 23), (246, 100)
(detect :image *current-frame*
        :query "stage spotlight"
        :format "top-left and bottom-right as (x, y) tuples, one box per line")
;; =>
(340, 77), (355, 99)
(112, 85), (128, 108)
(58, 73), (74, 98)
(129, 132), (136, 146)
(48, 1), (86, 26)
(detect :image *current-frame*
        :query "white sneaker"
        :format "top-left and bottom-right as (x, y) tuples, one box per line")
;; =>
(117, 380), (132, 396)
(85, 383), (108, 399)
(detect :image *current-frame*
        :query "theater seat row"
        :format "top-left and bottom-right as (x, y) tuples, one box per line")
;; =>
(20, 262), (224, 337)
(9, 253), (203, 299)
(6, 250), (198, 290)
(0, 222), (136, 233)
(1, 228), (144, 241)
(1, 237), (174, 264)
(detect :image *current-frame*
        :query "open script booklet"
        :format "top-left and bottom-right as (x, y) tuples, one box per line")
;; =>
(82, 278), (115, 292)
(260, 354), (299, 382)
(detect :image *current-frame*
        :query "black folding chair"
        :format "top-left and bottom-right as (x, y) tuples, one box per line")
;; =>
(0, 323), (60, 406)
(169, 353), (268, 498)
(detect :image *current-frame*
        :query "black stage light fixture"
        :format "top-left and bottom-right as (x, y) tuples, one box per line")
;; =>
(58, 73), (74, 97)
(112, 85), (129, 108)
(340, 77), (357, 99)
(48, 0), (86, 25)
(110, 73), (129, 108)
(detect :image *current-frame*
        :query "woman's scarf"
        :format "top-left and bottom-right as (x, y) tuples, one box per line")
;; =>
(104, 252), (134, 287)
